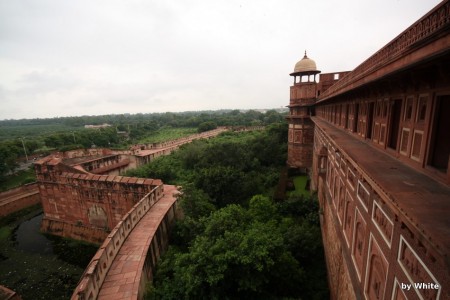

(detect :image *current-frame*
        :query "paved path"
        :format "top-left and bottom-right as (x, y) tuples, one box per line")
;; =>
(313, 117), (450, 253)
(97, 185), (178, 300)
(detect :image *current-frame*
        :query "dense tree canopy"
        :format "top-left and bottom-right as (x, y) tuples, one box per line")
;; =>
(150, 194), (328, 300)
(127, 124), (329, 299)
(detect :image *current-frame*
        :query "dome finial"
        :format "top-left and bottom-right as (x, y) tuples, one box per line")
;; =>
(290, 51), (320, 76)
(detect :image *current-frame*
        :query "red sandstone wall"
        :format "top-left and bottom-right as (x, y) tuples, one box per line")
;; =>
(318, 72), (350, 95)
(0, 183), (41, 217)
(287, 119), (315, 168)
(40, 218), (109, 244)
(35, 158), (164, 240)
(71, 184), (172, 300)
(290, 82), (317, 100)
(137, 203), (177, 299)
(311, 121), (450, 300)
(0, 285), (22, 300)
(61, 148), (113, 159)
(318, 177), (357, 300)
(39, 173), (162, 233)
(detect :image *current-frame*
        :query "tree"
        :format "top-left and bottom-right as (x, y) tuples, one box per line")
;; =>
(193, 166), (249, 207)
(0, 144), (18, 180)
(151, 197), (306, 299)
(178, 184), (215, 220)
(197, 121), (217, 133)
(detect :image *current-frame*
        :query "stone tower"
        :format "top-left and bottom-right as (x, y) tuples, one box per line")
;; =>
(287, 52), (320, 171)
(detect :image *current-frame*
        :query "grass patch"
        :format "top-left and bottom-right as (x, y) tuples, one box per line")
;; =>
(0, 227), (11, 241)
(0, 124), (82, 141)
(138, 127), (197, 144)
(0, 168), (36, 192)
(290, 175), (310, 197)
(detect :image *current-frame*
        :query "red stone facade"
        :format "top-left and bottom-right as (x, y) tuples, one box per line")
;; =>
(32, 128), (226, 244)
(0, 285), (22, 300)
(35, 156), (163, 243)
(0, 183), (40, 217)
(287, 76), (318, 169)
(292, 2), (450, 299)
(71, 184), (176, 300)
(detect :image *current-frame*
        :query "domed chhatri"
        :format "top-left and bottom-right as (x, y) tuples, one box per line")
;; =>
(286, 50), (319, 170)
(290, 51), (321, 76)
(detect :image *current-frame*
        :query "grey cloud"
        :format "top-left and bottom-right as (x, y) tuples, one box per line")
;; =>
(0, 0), (442, 119)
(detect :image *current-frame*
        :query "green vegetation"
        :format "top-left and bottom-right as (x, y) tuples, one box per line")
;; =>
(0, 204), (42, 228)
(197, 121), (217, 133)
(291, 175), (310, 197)
(0, 109), (286, 184)
(0, 111), (327, 299)
(0, 124), (80, 141)
(138, 127), (197, 144)
(127, 123), (328, 299)
(149, 194), (328, 300)
(0, 167), (36, 192)
(0, 206), (98, 300)
(0, 227), (11, 241)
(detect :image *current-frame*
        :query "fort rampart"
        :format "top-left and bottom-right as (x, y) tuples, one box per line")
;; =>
(71, 184), (177, 300)
(35, 157), (164, 243)
(0, 183), (40, 217)
(312, 119), (450, 299)
(288, 2), (450, 298)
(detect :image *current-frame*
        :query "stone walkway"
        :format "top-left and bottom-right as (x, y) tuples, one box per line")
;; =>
(97, 185), (178, 300)
(313, 117), (450, 253)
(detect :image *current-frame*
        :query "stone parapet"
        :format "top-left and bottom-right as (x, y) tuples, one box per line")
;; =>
(318, 1), (450, 101)
(0, 183), (40, 217)
(0, 285), (22, 300)
(311, 117), (450, 299)
(71, 184), (177, 300)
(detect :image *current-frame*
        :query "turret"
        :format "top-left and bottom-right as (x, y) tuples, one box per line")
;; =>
(286, 51), (321, 171)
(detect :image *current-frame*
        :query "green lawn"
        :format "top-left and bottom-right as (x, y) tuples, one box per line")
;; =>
(290, 175), (310, 197)
(138, 127), (197, 144)
(0, 168), (36, 192)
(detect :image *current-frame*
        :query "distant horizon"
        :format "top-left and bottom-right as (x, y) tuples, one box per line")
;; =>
(0, 107), (289, 122)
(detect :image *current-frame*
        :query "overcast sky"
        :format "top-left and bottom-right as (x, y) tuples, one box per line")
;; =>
(0, 0), (442, 120)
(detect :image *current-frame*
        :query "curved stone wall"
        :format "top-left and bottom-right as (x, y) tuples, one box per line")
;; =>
(0, 182), (40, 217)
(71, 184), (164, 300)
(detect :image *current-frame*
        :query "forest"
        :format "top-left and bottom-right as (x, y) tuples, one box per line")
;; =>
(125, 124), (329, 299)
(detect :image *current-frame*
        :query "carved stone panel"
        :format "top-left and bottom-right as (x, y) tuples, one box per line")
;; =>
(352, 208), (367, 280)
(337, 178), (346, 225)
(333, 175), (339, 209)
(88, 205), (108, 229)
(364, 235), (388, 300)
(357, 180), (370, 211)
(392, 279), (408, 300)
(372, 199), (394, 247)
(347, 167), (356, 190)
(294, 130), (303, 143)
(343, 190), (354, 247)
(398, 237), (441, 300)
